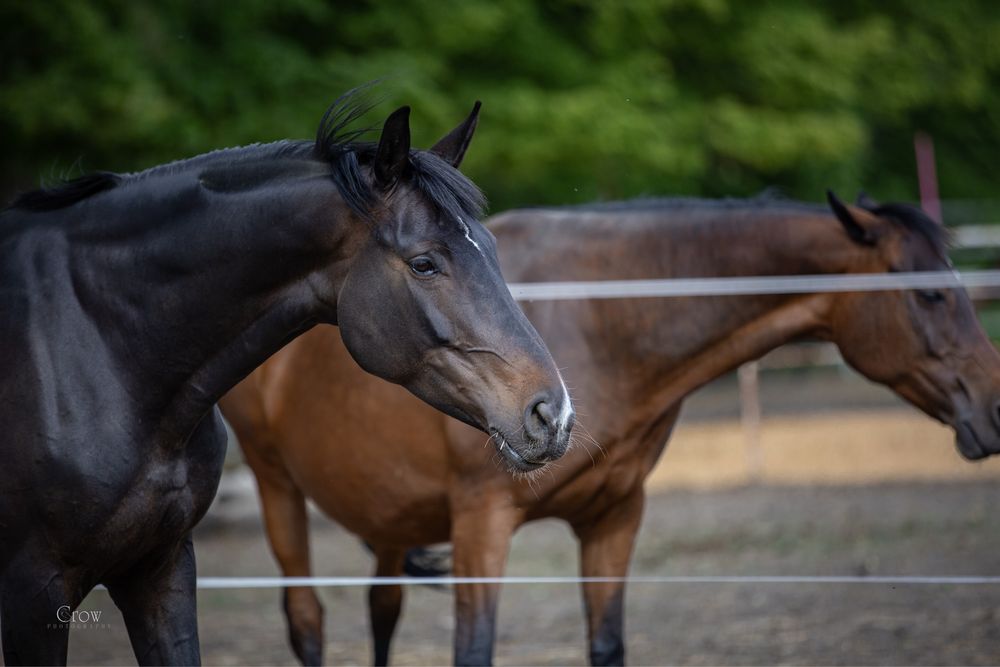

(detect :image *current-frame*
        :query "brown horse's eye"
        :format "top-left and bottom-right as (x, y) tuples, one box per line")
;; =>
(918, 290), (945, 304)
(409, 256), (438, 277)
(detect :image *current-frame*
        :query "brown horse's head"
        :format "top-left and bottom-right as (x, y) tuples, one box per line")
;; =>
(826, 191), (1000, 460)
(331, 102), (573, 472)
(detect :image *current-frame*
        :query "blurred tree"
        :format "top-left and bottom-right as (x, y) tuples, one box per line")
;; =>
(1, 0), (997, 215)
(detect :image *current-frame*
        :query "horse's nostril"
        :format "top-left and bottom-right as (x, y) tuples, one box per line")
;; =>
(534, 400), (556, 426)
(993, 401), (1000, 430)
(525, 397), (557, 437)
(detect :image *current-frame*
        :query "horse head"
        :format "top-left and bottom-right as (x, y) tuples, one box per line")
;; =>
(329, 101), (574, 472)
(826, 190), (1000, 460)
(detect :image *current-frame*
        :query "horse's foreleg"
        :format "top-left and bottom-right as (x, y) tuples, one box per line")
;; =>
(368, 547), (406, 666)
(247, 452), (323, 667)
(573, 491), (645, 667)
(1, 551), (84, 665)
(450, 506), (520, 667)
(105, 534), (200, 666)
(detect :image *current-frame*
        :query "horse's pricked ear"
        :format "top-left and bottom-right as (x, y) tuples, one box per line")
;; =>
(429, 101), (481, 168)
(827, 189), (876, 246)
(855, 191), (879, 210)
(374, 106), (411, 189)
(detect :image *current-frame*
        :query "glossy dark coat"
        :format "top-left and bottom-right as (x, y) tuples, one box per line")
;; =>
(0, 92), (572, 665)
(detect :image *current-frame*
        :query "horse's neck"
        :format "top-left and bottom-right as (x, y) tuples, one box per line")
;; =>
(513, 207), (855, 435)
(71, 173), (352, 441)
(638, 211), (858, 403)
(627, 211), (853, 407)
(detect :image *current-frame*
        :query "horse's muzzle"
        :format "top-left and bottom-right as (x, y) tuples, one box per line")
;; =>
(488, 390), (575, 472)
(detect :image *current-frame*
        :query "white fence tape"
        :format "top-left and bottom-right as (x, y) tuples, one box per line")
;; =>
(192, 575), (1000, 589)
(507, 269), (1000, 301)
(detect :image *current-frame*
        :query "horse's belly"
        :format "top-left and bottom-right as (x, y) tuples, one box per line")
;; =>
(293, 460), (452, 547)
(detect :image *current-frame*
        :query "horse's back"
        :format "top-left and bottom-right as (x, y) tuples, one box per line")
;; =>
(487, 206), (674, 283)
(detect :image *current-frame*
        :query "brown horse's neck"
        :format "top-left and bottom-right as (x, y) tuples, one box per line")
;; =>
(498, 202), (870, 435)
(625, 207), (859, 410)
(636, 293), (832, 420)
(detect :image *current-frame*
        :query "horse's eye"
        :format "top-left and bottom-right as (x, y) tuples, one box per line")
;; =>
(918, 290), (945, 304)
(409, 256), (438, 277)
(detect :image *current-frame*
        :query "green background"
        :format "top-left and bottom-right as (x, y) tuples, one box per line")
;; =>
(3, 0), (998, 220)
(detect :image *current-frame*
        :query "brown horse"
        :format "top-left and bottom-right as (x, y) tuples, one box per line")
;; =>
(220, 193), (1000, 666)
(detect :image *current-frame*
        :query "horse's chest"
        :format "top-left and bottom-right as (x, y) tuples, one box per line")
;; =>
(53, 415), (227, 573)
(535, 435), (655, 521)
(121, 421), (224, 541)
(119, 461), (210, 537)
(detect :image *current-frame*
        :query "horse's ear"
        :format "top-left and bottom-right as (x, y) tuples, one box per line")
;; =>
(374, 106), (411, 189)
(855, 191), (879, 210)
(429, 101), (481, 168)
(827, 189), (877, 246)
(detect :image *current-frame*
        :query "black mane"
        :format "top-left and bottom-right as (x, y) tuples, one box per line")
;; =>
(7, 86), (486, 225)
(8, 172), (121, 212)
(860, 201), (951, 252)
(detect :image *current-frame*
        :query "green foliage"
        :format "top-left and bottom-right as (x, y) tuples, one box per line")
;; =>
(2, 0), (998, 215)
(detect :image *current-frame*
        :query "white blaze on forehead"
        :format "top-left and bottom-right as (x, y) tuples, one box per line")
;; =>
(457, 217), (485, 256)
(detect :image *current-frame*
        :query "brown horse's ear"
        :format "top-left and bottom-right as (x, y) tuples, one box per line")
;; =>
(429, 101), (481, 168)
(827, 189), (877, 246)
(855, 191), (879, 210)
(374, 106), (411, 189)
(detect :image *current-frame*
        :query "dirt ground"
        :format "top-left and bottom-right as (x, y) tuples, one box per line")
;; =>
(20, 368), (1000, 665)
(58, 403), (1000, 666)
(61, 477), (1000, 666)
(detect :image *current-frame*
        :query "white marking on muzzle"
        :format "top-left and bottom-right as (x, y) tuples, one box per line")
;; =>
(556, 375), (574, 433)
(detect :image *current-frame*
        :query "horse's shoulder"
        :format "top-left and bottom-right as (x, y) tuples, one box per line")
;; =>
(1, 208), (69, 250)
(0, 220), (112, 402)
(0, 220), (72, 309)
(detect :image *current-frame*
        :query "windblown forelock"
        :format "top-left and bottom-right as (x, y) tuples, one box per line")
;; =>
(409, 151), (486, 224)
(313, 86), (486, 232)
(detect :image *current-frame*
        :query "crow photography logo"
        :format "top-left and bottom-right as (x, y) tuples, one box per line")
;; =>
(48, 605), (112, 630)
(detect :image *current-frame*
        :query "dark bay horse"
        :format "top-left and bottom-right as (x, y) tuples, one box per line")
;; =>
(221, 193), (1000, 666)
(0, 90), (573, 665)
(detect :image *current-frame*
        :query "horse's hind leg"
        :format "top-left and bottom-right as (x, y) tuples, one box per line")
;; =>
(1, 550), (84, 665)
(246, 449), (323, 666)
(105, 534), (200, 665)
(368, 546), (406, 666)
(572, 491), (645, 666)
